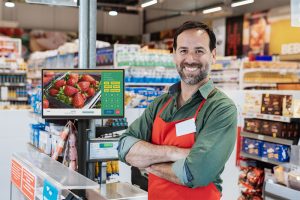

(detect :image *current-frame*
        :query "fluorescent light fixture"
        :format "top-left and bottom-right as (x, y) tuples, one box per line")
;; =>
(109, 11), (118, 16)
(202, 6), (222, 14)
(141, 0), (157, 8)
(5, 1), (15, 8)
(231, 0), (254, 7)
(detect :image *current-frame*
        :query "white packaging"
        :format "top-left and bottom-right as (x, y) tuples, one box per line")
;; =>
(39, 131), (52, 155)
(51, 134), (63, 157)
(1, 86), (8, 100)
(243, 93), (262, 114)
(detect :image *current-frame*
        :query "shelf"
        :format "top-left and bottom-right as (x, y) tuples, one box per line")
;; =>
(0, 70), (26, 75)
(264, 180), (300, 200)
(240, 152), (287, 165)
(212, 80), (239, 83)
(242, 112), (300, 123)
(96, 126), (128, 136)
(211, 68), (240, 71)
(0, 83), (26, 87)
(243, 83), (277, 88)
(5, 97), (27, 101)
(279, 54), (300, 61)
(125, 82), (173, 86)
(240, 131), (296, 145)
(243, 68), (300, 74)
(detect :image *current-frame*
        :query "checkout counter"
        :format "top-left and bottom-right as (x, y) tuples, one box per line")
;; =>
(10, 145), (147, 200)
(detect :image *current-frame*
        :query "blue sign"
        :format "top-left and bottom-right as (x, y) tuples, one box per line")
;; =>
(43, 180), (58, 200)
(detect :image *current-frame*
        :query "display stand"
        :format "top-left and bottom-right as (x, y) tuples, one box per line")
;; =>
(10, 145), (99, 200)
(10, 144), (147, 200)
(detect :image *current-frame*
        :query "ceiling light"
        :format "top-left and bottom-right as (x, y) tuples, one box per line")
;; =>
(109, 11), (118, 16)
(73, 0), (77, 3)
(5, 1), (15, 8)
(141, 0), (157, 8)
(202, 6), (222, 14)
(231, 0), (254, 7)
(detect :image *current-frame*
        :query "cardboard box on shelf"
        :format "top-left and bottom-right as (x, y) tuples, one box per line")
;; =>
(242, 138), (263, 157)
(244, 119), (262, 133)
(262, 142), (290, 162)
(243, 93), (262, 114)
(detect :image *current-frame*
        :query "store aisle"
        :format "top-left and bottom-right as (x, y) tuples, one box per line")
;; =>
(0, 110), (33, 199)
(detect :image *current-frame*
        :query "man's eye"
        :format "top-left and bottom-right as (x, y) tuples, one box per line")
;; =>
(195, 50), (204, 54)
(180, 50), (187, 54)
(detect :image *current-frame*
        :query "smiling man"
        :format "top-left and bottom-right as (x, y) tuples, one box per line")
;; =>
(118, 21), (237, 200)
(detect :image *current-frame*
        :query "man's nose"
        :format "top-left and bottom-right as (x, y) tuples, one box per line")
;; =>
(185, 52), (196, 64)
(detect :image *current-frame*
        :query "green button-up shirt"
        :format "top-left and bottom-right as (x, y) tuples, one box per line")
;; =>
(118, 80), (237, 192)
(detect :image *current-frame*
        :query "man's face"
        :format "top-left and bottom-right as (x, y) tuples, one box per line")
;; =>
(174, 29), (216, 85)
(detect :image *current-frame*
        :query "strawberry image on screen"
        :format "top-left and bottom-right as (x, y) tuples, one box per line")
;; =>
(43, 71), (101, 109)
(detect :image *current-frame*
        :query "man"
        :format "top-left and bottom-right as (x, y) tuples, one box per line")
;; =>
(118, 21), (237, 200)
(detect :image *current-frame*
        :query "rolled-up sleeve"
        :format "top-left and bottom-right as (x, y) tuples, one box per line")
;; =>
(118, 103), (155, 164)
(172, 103), (237, 188)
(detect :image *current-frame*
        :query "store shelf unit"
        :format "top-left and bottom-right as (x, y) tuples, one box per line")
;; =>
(241, 61), (300, 90)
(240, 131), (297, 146)
(240, 152), (286, 166)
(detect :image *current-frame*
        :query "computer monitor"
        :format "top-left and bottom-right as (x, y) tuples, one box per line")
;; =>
(42, 69), (124, 119)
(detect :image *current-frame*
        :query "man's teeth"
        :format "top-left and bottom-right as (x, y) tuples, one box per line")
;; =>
(184, 67), (198, 72)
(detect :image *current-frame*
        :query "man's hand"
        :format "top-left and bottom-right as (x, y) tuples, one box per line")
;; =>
(125, 140), (190, 168)
(145, 163), (183, 185)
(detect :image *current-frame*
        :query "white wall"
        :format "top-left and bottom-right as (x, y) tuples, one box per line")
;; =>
(1, 2), (141, 36)
(0, 110), (34, 200)
(212, 18), (226, 57)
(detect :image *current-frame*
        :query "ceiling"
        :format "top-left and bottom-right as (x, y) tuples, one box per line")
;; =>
(143, 0), (290, 24)
(9, 0), (291, 20)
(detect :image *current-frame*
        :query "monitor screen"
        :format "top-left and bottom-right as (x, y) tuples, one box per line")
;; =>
(42, 69), (124, 119)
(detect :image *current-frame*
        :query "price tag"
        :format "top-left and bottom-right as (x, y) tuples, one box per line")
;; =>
(21, 167), (36, 200)
(258, 135), (264, 140)
(43, 180), (58, 200)
(11, 159), (22, 189)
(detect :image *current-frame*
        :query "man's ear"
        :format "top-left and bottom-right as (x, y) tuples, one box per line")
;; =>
(211, 48), (216, 64)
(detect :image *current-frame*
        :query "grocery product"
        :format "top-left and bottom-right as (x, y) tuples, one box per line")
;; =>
(242, 138), (263, 157)
(262, 142), (290, 162)
(238, 166), (264, 200)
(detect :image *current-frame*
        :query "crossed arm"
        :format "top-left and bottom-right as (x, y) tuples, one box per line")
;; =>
(125, 140), (190, 185)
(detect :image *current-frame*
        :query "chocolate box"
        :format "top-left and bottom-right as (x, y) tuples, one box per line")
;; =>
(262, 142), (290, 162)
(242, 138), (263, 157)
(244, 119), (262, 133)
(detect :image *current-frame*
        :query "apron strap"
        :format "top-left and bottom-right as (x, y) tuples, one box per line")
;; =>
(193, 99), (206, 119)
(193, 87), (216, 119)
(156, 97), (173, 117)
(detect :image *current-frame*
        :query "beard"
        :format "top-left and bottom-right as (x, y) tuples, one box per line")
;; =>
(176, 62), (210, 85)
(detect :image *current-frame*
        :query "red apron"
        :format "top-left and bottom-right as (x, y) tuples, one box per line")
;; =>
(148, 97), (221, 200)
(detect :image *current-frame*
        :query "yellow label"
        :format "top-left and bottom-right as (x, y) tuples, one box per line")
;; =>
(110, 89), (120, 92)
(104, 85), (112, 89)
(113, 85), (120, 89)
(111, 81), (120, 85)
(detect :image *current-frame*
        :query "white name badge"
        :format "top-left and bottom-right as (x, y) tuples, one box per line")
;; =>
(175, 118), (196, 137)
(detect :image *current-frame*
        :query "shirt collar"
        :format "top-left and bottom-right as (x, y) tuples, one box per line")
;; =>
(168, 79), (215, 99)
(198, 79), (215, 99)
